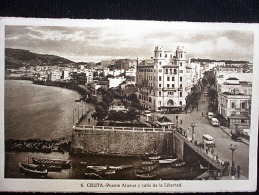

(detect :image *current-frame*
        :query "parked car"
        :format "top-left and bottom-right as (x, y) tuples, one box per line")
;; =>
(207, 112), (214, 120)
(211, 118), (219, 126)
(231, 133), (242, 142)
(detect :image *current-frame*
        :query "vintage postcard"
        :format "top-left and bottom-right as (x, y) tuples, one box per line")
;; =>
(0, 18), (258, 193)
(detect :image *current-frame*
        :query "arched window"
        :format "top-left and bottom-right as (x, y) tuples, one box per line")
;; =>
(167, 99), (174, 106)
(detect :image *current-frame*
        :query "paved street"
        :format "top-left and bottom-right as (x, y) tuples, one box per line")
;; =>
(154, 90), (249, 178)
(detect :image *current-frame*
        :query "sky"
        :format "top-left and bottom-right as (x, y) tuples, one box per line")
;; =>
(5, 23), (254, 63)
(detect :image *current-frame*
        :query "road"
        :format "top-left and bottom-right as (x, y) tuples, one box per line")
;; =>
(155, 90), (249, 178)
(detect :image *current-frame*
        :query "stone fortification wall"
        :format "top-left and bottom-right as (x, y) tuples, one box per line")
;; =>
(70, 128), (174, 156)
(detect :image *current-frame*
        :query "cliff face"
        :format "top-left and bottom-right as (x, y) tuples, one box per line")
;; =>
(5, 48), (74, 69)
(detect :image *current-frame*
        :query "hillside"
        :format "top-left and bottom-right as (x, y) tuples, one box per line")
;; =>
(5, 48), (75, 69)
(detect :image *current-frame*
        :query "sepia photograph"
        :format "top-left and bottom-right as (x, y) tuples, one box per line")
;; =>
(0, 18), (258, 193)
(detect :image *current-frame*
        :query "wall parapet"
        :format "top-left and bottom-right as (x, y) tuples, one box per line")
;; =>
(73, 125), (174, 133)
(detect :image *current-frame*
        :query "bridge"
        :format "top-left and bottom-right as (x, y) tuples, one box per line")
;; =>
(71, 124), (224, 172)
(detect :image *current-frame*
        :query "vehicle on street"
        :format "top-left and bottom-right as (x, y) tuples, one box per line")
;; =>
(207, 112), (214, 120)
(202, 134), (215, 146)
(211, 118), (219, 126)
(231, 133), (242, 142)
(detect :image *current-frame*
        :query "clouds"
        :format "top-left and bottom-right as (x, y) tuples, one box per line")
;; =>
(5, 24), (254, 63)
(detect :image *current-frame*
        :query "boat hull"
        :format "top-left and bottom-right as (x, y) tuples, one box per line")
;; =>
(32, 156), (71, 169)
(19, 163), (48, 178)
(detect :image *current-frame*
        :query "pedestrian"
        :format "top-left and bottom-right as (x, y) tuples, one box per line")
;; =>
(237, 165), (241, 178)
(202, 112), (203, 116)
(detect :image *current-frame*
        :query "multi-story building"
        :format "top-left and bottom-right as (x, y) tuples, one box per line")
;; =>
(217, 77), (252, 129)
(48, 70), (62, 81)
(136, 45), (195, 112)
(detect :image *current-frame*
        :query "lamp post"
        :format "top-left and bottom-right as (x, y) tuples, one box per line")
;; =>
(229, 144), (237, 166)
(234, 123), (238, 134)
(191, 123), (197, 142)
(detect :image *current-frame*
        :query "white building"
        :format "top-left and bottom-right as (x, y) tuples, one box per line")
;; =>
(136, 45), (196, 112)
(108, 77), (126, 88)
(217, 77), (252, 129)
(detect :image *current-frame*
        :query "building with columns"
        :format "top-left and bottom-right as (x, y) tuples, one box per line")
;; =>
(136, 45), (197, 112)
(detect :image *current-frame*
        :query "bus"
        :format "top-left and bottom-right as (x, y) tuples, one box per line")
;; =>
(202, 134), (215, 146)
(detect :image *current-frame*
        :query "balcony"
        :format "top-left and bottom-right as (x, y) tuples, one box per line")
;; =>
(162, 87), (176, 91)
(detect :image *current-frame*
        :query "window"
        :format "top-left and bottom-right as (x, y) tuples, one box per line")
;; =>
(172, 77), (174, 81)
(180, 62), (182, 67)
(158, 101), (161, 105)
(181, 53), (182, 58)
(159, 84), (161, 88)
(241, 102), (246, 109)
(159, 69), (162, 72)
(170, 69), (172, 74)
(241, 119), (245, 123)
(180, 84), (182, 88)
(149, 97), (152, 103)
(172, 84), (174, 88)
(180, 92), (182, 97)
(160, 53), (161, 57)
(174, 69), (177, 74)
(180, 77), (182, 81)
(167, 84), (170, 88)
(165, 69), (168, 74)
(179, 70), (183, 73)
(167, 77), (170, 81)
(159, 92), (161, 96)
(159, 76), (161, 81)
(180, 101), (182, 105)
(231, 102), (235, 108)
(170, 54), (172, 58)
(165, 54), (167, 58)
(139, 94), (141, 99)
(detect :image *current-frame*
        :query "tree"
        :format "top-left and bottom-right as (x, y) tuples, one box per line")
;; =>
(92, 105), (108, 121)
(127, 93), (138, 102)
(127, 108), (140, 122)
(202, 78), (208, 87)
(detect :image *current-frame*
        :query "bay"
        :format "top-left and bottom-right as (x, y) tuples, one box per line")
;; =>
(5, 80), (86, 140)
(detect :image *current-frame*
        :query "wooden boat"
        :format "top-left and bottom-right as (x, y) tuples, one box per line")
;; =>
(46, 165), (63, 172)
(135, 172), (157, 179)
(148, 156), (161, 160)
(171, 162), (186, 167)
(108, 165), (123, 170)
(159, 158), (178, 164)
(86, 165), (107, 171)
(104, 170), (116, 175)
(142, 161), (156, 165)
(19, 163), (48, 178)
(32, 156), (71, 168)
(84, 172), (103, 180)
(120, 165), (133, 169)
(142, 165), (158, 171)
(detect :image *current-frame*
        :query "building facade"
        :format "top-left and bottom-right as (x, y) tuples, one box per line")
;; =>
(136, 45), (196, 112)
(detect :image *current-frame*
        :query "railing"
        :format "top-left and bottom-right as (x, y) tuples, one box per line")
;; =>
(73, 125), (174, 133)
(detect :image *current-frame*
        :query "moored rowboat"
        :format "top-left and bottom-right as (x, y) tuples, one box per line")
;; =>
(19, 163), (48, 178)
(159, 158), (178, 164)
(148, 156), (161, 160)
(32, 156), (71, 168)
